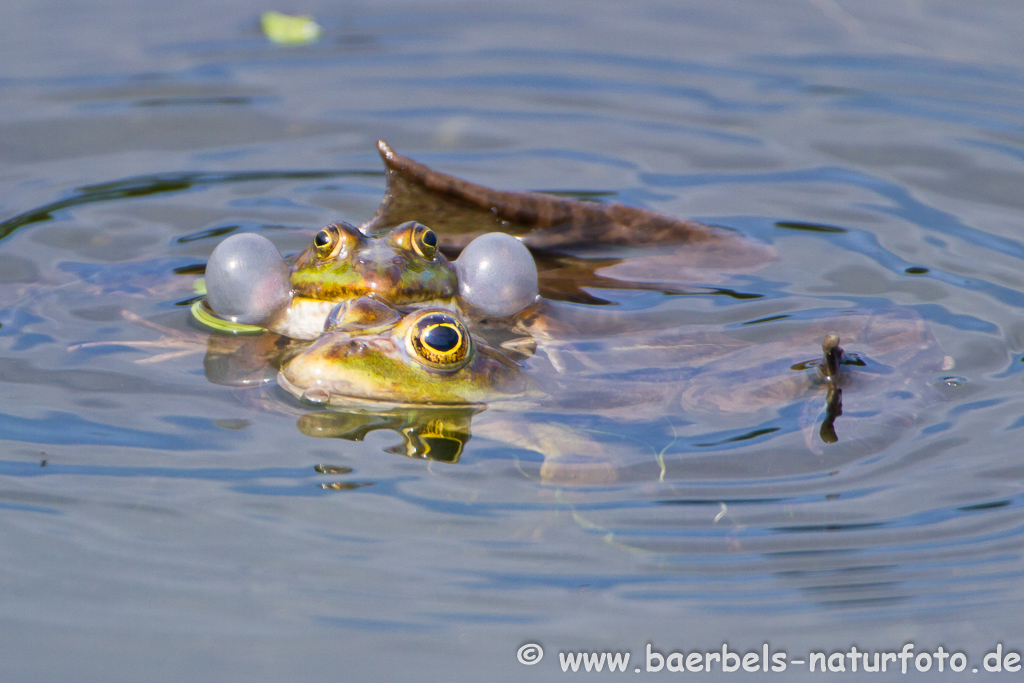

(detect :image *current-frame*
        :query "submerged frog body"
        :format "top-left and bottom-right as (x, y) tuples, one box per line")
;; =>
(84, 294), (946, 483)
(264, 297), (944, 482)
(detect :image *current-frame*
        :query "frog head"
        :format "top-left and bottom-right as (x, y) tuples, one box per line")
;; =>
(278, 299), (531, 407)
(290, 220), (458, 306)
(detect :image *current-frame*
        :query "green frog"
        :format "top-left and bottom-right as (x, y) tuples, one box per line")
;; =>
(277, 297), (534, 406)
(290, 220), (456, 306)
(202, 219), (461, 339)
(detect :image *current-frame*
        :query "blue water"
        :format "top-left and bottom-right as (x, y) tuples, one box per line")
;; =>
(3, 1), (1024, 680)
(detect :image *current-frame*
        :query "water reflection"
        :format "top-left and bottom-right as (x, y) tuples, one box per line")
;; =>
(792, 334), (868, 445)
(299, 407), (479, 463)
(0, 169), (379, 239)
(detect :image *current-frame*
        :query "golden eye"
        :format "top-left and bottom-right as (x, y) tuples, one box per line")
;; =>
(406, 312), (471, 370)
(313, 228), (334, 257)
(313, 222), (360, 261)
(412, 225), (438, 260)
(390, 221), (439, 261)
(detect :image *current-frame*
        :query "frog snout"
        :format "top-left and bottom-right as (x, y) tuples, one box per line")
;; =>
(355, 261), (403, 293)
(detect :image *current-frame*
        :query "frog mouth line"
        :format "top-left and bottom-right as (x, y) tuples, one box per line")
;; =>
(275, 371), (488, 410)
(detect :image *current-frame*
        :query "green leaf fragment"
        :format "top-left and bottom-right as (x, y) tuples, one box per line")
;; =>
(261, 11), (322, 45)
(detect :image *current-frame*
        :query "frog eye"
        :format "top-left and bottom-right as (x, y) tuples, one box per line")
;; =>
(412, 226), (438, 260)
(406, 311), (471, 370)
(313, 222), (360, 261)
(391, 221), (439, 261)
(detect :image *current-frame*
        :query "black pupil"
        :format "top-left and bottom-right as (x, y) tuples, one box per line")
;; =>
(423, 324), (459, 352)
(421, 230), (437, 248)
(315, 231), (330, 247)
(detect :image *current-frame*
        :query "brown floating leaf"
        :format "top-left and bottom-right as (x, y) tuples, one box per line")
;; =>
(366, 140), (774, 256)
(358, 141), (776, 300)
